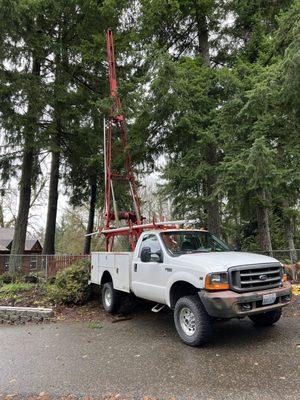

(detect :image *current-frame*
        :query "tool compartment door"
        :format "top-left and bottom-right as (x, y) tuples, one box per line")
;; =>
(91, 252), (132, 293)
(112, 253), (132, 293)
(91, 252), (101, 284)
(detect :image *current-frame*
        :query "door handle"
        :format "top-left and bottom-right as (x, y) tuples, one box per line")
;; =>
(134, 263), (137, 272)
(165, 267), (172, 272)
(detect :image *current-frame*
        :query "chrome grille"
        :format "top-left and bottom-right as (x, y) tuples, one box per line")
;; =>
(229, 263), (282, 293)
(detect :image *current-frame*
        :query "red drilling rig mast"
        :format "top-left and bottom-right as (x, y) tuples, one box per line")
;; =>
(103, 29), (143, 251)
(100, 30), (195, 251)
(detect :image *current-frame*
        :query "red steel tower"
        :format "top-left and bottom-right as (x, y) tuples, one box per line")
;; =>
(103, 29), (143, 251)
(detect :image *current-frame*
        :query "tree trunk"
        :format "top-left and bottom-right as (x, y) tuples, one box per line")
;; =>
(10, 151), (33, 256)
(83, 181), (97, 255)
(0, 201), (4, 227)
(207, 200), (220, 236)
(9, 59), (40, 274)
(43, 145), (60, 254)
(256, 189), (272, 253)
(43, 19), (67, 255)
(204, 143), (221, 236)
(206, 170), (220, 236)
(194, 2), (210, 66)
(282, 199), (297, 263)
(285, 218), (297, 263)
(234, 214), (242, 251)
(194, 3), (221, 236)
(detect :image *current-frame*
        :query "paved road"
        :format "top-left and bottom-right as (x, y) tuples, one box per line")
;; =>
(0, 310), (299, 400)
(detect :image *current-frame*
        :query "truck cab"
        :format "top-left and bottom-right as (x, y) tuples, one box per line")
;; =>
(91, 228), (292, 346)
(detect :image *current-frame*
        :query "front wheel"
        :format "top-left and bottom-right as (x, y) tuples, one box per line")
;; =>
(174, 295), (212, 347)
(102, 282), (121, 314)
(249, 309), (282, 327)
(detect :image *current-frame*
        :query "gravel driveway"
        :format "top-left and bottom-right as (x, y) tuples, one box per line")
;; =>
(0, 305), (299, 400)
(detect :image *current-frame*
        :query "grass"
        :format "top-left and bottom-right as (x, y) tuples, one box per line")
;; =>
(87, 321), (103, 329)
(0, 282), (49, 306)
(0, 282), (34, 294)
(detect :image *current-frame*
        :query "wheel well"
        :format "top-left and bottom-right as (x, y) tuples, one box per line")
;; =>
(101, 271), (112, 285)
(169, 281), (198, 309)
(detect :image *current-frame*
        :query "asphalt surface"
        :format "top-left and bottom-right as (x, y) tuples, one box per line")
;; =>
(0, 309), (299, 400)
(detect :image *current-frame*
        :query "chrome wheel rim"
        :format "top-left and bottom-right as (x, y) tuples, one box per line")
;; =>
(179, 307), (196, 336)
(104, 288), (112, 307)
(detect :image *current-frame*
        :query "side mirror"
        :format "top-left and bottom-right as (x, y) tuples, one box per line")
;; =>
(141, 248), (164, 263)
(155, 250), (164, 263)
(141, 247), (151, 263)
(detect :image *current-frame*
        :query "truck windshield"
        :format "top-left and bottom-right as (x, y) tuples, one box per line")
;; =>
(160, 231), (231, 255)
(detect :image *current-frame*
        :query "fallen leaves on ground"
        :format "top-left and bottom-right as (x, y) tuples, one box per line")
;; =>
(0, 396), (177, 400)
(292, 284), (300, 296)
(283, 292), (300, 317)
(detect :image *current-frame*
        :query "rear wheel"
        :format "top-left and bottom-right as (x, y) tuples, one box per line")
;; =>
(102, 282), (121, 314)
(174, 295), (212, 346)
(249, 309), (282, 327)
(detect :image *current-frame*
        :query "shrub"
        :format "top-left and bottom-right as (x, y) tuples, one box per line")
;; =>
(47, 261), (90, 305)
(24, 275), (39, 284)
(0, 282), (33, 294)
(0, 273), (15, 285)
(47, 276), (56, 285)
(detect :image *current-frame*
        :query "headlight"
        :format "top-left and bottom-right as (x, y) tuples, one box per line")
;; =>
(205, 272), (229, 291)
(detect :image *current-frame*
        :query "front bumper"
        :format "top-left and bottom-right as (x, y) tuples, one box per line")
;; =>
(199, 281), (292, 318)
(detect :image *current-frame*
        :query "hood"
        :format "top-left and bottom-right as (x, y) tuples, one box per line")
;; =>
(173, 251), (280, 272)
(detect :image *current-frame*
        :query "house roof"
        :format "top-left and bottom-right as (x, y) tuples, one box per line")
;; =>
(24, 239), (42, 251)
(0, 243), (8, 251)
(0, 238), (12, 248)
(0, 228), (42, 252)
(0, 228), (15, 241)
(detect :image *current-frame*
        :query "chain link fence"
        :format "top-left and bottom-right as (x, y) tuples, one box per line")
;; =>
(0, 254), (90, 279)
(0, 249), (298, 279)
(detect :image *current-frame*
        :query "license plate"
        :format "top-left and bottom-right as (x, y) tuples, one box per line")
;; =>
(262, 293), (276, 305)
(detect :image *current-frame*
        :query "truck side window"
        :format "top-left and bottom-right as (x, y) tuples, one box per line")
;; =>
(139, 234), (161, 258)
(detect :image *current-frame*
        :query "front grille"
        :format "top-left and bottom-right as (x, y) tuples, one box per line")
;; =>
(229, 263), (282, 293)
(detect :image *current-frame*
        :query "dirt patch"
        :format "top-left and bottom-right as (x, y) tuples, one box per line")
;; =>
(282, 294), (300, 317)
(54, 300), (113, 323)
(54, 296), (153, 324)
(0, 286), (51, 308)
(0, 285), (151, 325)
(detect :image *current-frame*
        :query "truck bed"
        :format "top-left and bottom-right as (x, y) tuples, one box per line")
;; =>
(91, 252), (133, 293)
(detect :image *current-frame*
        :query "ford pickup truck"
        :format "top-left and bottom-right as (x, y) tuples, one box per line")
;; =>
(90, 229), (292, 346)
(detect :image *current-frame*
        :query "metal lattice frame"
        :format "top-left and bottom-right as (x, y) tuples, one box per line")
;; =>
(99, 30), (202, 251)
(103, 29), (142, 251)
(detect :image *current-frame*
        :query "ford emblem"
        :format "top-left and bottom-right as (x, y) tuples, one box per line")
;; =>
(259, 274), (268, 281)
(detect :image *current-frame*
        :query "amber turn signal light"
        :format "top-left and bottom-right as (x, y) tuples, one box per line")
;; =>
(205, 273), (230, 291)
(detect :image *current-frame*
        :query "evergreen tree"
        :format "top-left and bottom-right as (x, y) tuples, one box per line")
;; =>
(0, 0), (299, 259)
(0, 1), (50, 271)
(218, 1), (300, 251)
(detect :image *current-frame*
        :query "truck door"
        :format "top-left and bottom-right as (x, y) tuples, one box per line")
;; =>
(131, 233), (165, 303)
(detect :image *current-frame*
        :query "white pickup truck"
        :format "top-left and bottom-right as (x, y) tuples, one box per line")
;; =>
(90, 228), (292, 346)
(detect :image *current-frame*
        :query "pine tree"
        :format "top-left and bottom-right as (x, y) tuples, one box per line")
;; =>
(0, 1), (49, 271)
(218, 0), (299, 251)
(134, 1), (223, 234)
